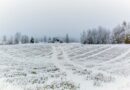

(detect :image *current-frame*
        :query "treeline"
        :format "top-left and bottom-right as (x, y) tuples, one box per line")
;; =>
(1, 33), (76, 45)
(2, 32), (43, 45)
(80, 22), (130, 44)
(1, 22), (130, 45)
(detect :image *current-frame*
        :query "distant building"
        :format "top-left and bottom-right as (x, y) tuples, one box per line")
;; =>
(52, 37), (64, 43)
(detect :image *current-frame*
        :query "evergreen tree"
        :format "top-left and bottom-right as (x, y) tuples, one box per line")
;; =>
(30, 37), (34, 43)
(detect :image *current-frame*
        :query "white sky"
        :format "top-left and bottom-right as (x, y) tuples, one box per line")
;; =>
(0, 0), (130, 38)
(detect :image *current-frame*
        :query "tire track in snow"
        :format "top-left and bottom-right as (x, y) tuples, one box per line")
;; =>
(78, 45), (114, 62)
(51, 45), (91, 90)
(51, 45), (116, 89)
(95, 47), (130, 69)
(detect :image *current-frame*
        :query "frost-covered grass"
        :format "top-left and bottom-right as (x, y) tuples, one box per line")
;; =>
(0, 43), (130, 90)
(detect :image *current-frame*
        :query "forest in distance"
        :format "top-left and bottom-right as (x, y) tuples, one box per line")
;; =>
(1, 21), (130, 45)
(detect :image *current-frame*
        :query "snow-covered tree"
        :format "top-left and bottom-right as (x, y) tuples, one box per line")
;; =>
(80, 31), (87, 44)
(44, 36), (47, 42)
(21, 35), (29, 44)
(65, 34), (69, 43)
(81, 27), (110, 44)
(34, 38), (39, 43)
(111, 22), (126, 44)
(8, 36), (14, 45)
(14, 32), (21, 44)
(2, 35), (7, 45)
(97, 27), (110, 44)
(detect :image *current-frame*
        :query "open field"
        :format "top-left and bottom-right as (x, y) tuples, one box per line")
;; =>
(0, 43), (130, 90)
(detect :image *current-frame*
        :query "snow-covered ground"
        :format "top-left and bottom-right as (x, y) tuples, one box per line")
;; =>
(0, 43), (130, 90)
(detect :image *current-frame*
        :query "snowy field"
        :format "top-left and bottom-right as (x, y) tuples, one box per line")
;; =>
(0, 43), (130, 90)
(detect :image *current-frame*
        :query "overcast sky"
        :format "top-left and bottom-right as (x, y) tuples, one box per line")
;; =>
(0, 0), (130, 38)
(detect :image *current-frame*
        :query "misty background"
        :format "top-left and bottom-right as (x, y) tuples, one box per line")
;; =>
(0, 0), (130, 38)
